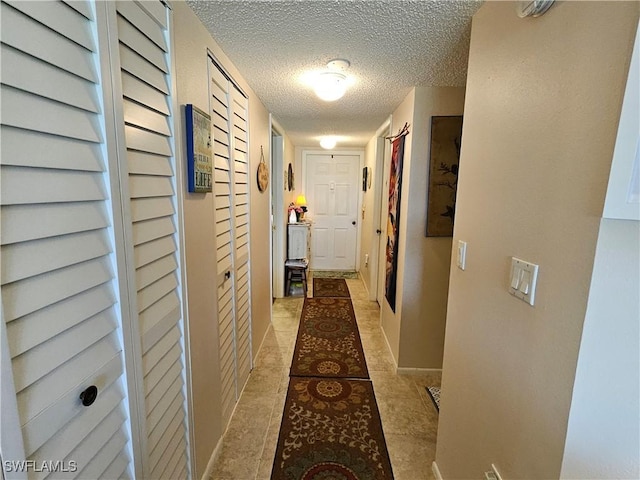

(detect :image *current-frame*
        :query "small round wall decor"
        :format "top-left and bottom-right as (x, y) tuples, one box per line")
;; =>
(257, 145), (269, 192)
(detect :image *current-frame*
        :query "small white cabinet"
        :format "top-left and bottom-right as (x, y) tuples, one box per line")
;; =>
(288, 223), (311, 260)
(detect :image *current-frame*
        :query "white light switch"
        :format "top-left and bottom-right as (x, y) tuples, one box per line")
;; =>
(457, 240), (467, 270)
(509, 257), (539, 305)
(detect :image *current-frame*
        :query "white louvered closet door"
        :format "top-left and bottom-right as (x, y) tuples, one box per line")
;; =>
(230, 90), (252, 391)
(209, 57), (252, 428)
(0, 1), (132, 479)
(110, 1), (190, 479)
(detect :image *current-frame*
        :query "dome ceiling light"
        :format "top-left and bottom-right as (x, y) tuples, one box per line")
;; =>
(320, 137), (337, 149)
(313, 59), (351, 102)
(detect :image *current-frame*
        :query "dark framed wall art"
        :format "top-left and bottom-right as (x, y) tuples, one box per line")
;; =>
(426, 115), (463, 237)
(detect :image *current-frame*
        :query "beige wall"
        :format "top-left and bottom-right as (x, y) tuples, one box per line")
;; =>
(379, 86), (465, 369)
(436, 2), (639, 479)
(380, 89), (415, 362)
(173, 2), (273, 477)
(399, 86), (465, 369)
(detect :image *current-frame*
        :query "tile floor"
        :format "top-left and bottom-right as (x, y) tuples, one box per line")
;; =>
(210, 278), (441, 480)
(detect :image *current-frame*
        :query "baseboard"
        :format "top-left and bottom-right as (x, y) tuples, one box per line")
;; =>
(201, 437), (223, 480)
(396, 367), (443, 375)
(432, 461), (443, 480)
(380, 328), (399, 370)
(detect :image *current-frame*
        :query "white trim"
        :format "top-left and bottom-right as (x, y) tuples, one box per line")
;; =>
(396, 367), (443, 375)
(96, 3), (147, 476)
(270, 116), (285, 298)
(0, 305), (27, 480)
(167, 7), (195, 479)
(376, 116), (393, 304)
(301, 149), (365, 272)
(432, 461), (444, 480)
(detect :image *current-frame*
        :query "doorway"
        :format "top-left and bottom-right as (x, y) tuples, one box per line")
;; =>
(270, 119), (285, 298)
(376, 130), (392, 305)
(303, 151), (362, 271)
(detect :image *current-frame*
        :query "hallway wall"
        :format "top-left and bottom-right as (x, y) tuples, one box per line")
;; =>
(379, 87), (465, 369)
(173, 2), (272, 477)
(436, 2), (639, 478)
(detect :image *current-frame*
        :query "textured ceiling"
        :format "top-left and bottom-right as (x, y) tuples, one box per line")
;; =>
(186, 0), (483, 147)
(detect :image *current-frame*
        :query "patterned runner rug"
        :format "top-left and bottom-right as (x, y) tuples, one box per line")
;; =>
(290, 298), (369, 379)
(313, 277), (351, 298)
(311, 270), (359, 279)
(271, 377), (394, 480)
(426, 386), (440, 412)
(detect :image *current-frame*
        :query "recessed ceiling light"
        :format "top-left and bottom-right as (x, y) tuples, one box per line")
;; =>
(320, 137), (337, 149)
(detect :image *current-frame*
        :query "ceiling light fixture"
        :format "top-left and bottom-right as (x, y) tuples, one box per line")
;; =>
(314, 59), (351, 102)
(320, 137), (337, 149)
(516, 0), (555, 17)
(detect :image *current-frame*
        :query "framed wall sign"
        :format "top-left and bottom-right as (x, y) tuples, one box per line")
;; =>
(185, 104), (213, 193)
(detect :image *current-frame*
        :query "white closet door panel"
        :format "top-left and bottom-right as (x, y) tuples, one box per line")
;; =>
(145, 375), (181, 425)
(144, 343), (181, 395)
(214, 140), (231, 159)
(212, 111), (228, 133)
(76, 426), (128, 480)
(101, 456), (129, 480)
(142, 327), (180, 375)
(2, 258), (112, 322)
(215, 195), (231, 210)
(0, 2), (97, 82)
(125, 124), (171, 156)
(214, 182), (231, 197)
(0, 125), (102, 172)
(124, 99), (171, 136)
(234, 171), (248, 187)
(0, 202), (109, 245)
(1, 86), (101, 142)
(215, 206), (231, 222)
(51, 407), (126, 480)
(129, 175), (174, 198)
(1, 45), (99, 113)
(17, 334), (120, 424)
(119, 44), (169, 95)
(62, 0), (93, 20)
(140, 301), (180, 353)
(27, 382), (125, 461)
(116, 14), (167, 73)
(145, 362), (182, 416)
(234, 150), (248, 164)
(1, 166), (106, 205)
(12, 308), (116, 393)
(234, 183), (248, 195)
(7, 284), (114, 357)
(136, 254), (177, 289)
(122, 73), (169, 116)
(210, 69), (229, 98)
(20, 352), (123, 456)
(116, 0), (166, 52)
(135, 0), (167, 29)
(149, 418), (184, 478)
(137, 273), (178, 313)
(1, 230), (110, 284)
(234, 160), (248, 174)
(134, 235), (176, 268)
(210, 83), (228, 109)
(133, 216), (175, 246)
(4, 0), (95, 51)
(147, 400), (182, 461)
(130, 196), (175, 222)
(216, 230), (231, 250)
(160, 439), (186, 480)
(128, 150), (173, 176)
(236, 223), (249, 239)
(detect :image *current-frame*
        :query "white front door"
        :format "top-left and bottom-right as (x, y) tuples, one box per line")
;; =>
(305, 153), (360, 271)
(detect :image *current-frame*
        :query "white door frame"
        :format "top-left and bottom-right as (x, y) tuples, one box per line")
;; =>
(270, 116), (285, 298)
(369, 118), (391, 301)
(301, 149), (364, 272)
(376, 118), (393, 305)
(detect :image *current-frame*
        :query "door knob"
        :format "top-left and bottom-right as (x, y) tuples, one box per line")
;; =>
(376, 229), (382, 234)
(80, 385), (98, 407)
(224, 271), (231, 280)
(352, 221), (356, 226)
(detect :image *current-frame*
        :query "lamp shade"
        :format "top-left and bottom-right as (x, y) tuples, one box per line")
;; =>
(296, 194), (307, 206)
(314, 72), (347, 101)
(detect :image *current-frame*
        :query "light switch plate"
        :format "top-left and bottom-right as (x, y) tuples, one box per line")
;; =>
(509, 257), (539, 305)
(457, 240), (467, 270)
